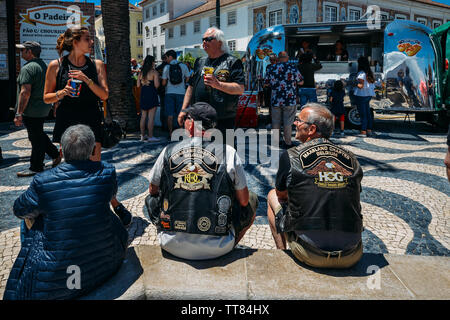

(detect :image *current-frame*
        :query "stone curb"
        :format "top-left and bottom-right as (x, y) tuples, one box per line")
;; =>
(82, 245), (450, 300)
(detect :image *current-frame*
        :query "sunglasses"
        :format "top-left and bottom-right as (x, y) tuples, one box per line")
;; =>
(294, 116), (312, 125)
(202, 36), (216, 42)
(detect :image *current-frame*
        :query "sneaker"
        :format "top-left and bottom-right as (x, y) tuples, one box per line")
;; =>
(113, 203), (132, 228)
(17, 169), (40, 177)
(140, 135), (148, 142)
(147, 136), (161, 143)
(340, 131), (345, 137)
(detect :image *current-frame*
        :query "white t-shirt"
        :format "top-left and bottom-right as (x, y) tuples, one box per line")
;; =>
(354, 71), (375, 97)
(148, 137), (248, 260)
(162, 60), (190, 95)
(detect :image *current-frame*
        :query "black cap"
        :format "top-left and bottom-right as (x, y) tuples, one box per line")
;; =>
(16, 41), (41, 50)
(184, 102), (217, 129)
(16, 41), (41, 55)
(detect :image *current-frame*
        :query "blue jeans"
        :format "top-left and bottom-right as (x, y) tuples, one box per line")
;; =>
(299, 88), (318, 107)
(355, 96), (373, 131)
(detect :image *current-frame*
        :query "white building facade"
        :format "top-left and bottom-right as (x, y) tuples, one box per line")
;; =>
(156, 0), (449, 55)
(140, 0), (208, 61)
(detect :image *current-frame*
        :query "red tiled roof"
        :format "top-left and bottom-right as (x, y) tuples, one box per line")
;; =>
(413, 0), (450, 9)
(162, 0), (244, 25)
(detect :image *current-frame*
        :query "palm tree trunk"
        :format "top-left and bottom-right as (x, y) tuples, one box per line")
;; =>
(101, 0), (138, 131)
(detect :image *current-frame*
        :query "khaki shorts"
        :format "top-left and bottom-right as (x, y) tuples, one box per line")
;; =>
(274, 205), (363, 269)
(272, 105), (297, 129)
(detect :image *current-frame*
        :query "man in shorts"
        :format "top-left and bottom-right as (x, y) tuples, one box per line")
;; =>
(267, 103), (364, 268)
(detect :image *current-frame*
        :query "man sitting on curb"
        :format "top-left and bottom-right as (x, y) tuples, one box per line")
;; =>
(3, 125), (128, 300)
(146, 102), (258, 260)
(267, 103), (364, 268)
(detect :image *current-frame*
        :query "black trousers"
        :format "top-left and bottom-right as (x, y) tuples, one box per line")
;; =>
(23, 116), (59, 172)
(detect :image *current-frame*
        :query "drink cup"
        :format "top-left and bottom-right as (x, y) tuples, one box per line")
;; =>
(203, 66), (214, 76)
(70, 79), (82, 98)
(203, 67), (214, 91)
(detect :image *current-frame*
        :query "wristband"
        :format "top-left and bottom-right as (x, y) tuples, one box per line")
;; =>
(15, 113), (22, 117)
(55, 91), (60, 100)
(87, 78), (94, 86)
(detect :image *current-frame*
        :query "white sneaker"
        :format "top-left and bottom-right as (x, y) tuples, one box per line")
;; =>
(147, 136), (161, 143)
(140, 135), (148, 141)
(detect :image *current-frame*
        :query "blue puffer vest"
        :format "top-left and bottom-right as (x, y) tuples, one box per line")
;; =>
(3, 160), (128, 300)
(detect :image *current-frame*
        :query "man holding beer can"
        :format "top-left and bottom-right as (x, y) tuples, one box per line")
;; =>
(178, 27), (245, 133)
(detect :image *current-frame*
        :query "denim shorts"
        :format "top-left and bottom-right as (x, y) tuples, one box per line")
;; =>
(165, 94), (184, 117)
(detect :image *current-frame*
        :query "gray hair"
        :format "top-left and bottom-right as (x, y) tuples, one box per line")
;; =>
(61, 125), (96, 161)
(303, 103), (335, 138)
(206, 27), (229, 53)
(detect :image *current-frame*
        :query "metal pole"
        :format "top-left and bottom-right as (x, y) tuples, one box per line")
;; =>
(216, 0), (220, 29)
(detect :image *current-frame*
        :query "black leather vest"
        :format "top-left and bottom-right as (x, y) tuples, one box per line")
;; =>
(158, 138), (235, 236)
(191, 54), (240, 120)
(278, 138), (363, 233)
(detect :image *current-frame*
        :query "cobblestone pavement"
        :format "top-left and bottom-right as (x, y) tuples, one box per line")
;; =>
(0, 116), (449, 298)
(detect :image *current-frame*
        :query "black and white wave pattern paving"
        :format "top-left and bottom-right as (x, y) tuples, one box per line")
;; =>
(0, 120), (449, 256)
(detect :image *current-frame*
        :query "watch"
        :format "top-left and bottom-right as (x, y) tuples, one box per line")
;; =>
(15, 113), (22, 117)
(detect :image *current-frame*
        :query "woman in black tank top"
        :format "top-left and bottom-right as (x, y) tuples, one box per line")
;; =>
(43, 27), (132, 226)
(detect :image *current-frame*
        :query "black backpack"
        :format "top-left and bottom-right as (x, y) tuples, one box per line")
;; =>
(169, 62), (183, 85)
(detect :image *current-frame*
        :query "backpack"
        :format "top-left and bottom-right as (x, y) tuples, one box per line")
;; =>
(169, 62), (183, 85)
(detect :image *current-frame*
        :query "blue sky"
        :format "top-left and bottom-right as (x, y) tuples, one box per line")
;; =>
(64, 0), (450, 6)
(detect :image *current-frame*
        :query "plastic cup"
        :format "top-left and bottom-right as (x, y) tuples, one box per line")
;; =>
(70, 79), (82, 97)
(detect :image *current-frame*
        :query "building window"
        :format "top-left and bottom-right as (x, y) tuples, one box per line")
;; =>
(145, 8), (150, 19)
(433, 20), (442, 29)
(137, 39), (143, 47)
(209, 16), (216, 27)
(153, 26), (157, 37)
(161, 27), (165, 35)
(194, 20), (200, 33)
(194, 45), (200, 48)
(180, 24), (186, 36)
(146, 47), (150, 56)
(160, 45), (165, 59)
(168, 27), (173, 38)
(380, 13), (389, 21)
(138, 54), (143, 60)
(416, 17), (427, 25)
(145, 26), (150, 38)
(160, 1), (165, 14)
(228, 10), (237, 26)
(153, 5), (157, 17)
(228, 40), (236, 51)
(137, 21), (142, 35)
(348, 8), (361, 21)
(269, 10), (282, 26)
(153, 46), (157, 58)
(324, 4), (338, 22)
(395, 14), (407, 20)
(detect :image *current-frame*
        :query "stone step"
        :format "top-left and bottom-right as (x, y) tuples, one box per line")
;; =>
(81, 245), (450, 300)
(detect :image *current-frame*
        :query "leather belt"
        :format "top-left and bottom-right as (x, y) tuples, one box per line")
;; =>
(294, 234), (361, 259)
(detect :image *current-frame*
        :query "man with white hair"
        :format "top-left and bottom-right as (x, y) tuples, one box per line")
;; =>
(267, 103), (364, 269)
(4, 124), (128, 299)
(178, 27), (245, 133)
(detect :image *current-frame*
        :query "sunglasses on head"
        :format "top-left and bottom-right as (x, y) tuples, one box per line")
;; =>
(202, 36), (216, 42)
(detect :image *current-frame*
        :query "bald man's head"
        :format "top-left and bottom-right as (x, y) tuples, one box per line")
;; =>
(278, 51), (289, 62)
(301, 103), (334, 139)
